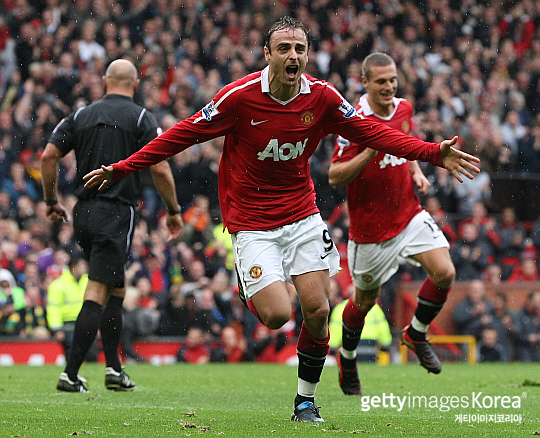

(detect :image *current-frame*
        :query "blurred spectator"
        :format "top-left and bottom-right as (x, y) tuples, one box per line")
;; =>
(452, 165), (492, 217)
(517, 120), (540, 173)
(121, 285), (153, 363)
(78, 20), (106, 70)
(494, 207), (525, 281)
(46, 256), (95, 360)
(210, 325), (253, 362)
(329, 299), (392, 357)
(513, 290), (540, 362)
(506, 254), (539, 283)
(0, 238), (24, 279)
(250, 322), (295, 363)
(450, 223), (493, 281)
(180, 194), (212, 248)
(181, 258), (210, 291)
(176, 326), (210, 364)
(209, 270), (234, 326)
(452, 280), (493, 338)
(424, 167), (458, 214)
(4, 284), (48, 338)
(0, 268), (25, 334)
(2, 162), (40, 204)
(197, 286), (224, 339)
(477, 326), (506, 362)
(483, 264), (503, 286)
(134, 276), (161, 333)
(457, 202), (498, 248)
(424, 195), (457, 243)
(530, 212), (540, 253)
(158, 285), (194, 337)
(485, 291), (516, 361)
(500, 110), (527, 156)
(140, 251), (169, 307)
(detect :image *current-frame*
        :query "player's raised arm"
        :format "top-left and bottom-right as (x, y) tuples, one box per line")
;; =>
(439, 136), (480, 183)
(83, 164), (113, 190)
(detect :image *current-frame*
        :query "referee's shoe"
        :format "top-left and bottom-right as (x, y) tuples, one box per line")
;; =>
(57, 373), (89, 393)
(105, 367), (136, 391)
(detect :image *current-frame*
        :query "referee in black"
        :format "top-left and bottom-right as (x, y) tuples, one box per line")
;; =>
(41, 59), (183, 392)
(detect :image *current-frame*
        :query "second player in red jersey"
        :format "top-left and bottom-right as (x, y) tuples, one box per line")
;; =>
(333, 94), (422, 243)
(329, 53), (459, 396)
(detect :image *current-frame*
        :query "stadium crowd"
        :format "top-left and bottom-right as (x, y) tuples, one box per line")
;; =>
(1, 0), (540, 362)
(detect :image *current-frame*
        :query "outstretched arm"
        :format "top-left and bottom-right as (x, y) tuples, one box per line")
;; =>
(336, 115), (480, 180)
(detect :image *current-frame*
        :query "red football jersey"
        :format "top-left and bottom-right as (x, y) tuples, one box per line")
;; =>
(113, 68), (442, 233)
(331, 95), (422, 243)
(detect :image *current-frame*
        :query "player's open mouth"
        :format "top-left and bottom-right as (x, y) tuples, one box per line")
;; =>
(286, 65), (299, 79)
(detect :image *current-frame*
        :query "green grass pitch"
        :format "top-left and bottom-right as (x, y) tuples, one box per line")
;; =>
(0, 362), (538, 437)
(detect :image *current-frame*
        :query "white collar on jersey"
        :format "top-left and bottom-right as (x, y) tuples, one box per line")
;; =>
(359, 94), (401, 120)
(261, 66), (311, 104)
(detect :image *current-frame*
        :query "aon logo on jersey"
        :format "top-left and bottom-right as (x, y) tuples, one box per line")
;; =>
(379, 154), (407, 169)
(258, 138), (308, 161)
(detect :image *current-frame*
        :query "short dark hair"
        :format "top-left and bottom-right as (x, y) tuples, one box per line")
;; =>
(264, 16), (311, 54)
(69, 254), (86, 267)
(362, 52), (395, 80)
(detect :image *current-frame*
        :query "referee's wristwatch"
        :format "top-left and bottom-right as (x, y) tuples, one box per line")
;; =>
(45, 198), (58, 207)
(168, 207), (181, 215)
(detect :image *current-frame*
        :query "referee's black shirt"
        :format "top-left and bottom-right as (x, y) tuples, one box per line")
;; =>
(48, 94), (161, 206)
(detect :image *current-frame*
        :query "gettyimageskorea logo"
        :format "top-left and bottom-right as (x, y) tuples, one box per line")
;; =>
(357, 391), (525, 423)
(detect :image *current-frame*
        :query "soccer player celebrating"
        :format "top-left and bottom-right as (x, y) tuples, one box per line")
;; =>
(84, 19), (479, 421)
(329, 52), (457, 396)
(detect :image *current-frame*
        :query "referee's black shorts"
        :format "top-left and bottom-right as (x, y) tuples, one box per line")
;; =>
(73, 198), (135, 288)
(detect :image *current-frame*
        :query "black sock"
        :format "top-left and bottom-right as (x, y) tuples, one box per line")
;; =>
(342, 323), (362, 352)
(407, 325), (427, 341)
(100, 296), (124, 372)
(408, 299), (445, 341)
(65, 300), (103, 381)
(295, 394), (314, 407)
(415, 298), (444, 327)
(297, 350), (326, 385)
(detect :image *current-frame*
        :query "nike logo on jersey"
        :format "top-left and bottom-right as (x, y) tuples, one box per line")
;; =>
(251, 119), (268, 126)
(320, 253), (330, 260)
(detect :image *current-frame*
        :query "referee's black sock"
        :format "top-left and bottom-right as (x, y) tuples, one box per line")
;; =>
(65, 300), (103, 381)
(100, 296), (124, 373)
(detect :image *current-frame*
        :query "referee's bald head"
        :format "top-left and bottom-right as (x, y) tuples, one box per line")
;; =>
(103, 59), (140, 98)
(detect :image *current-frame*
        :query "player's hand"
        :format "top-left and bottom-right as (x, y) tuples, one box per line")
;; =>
(47, 202), (69, 222)
(166, 212), (184, 242)
(83, 165), (114, 190)
(412, 172), (431, 195)
(440, 137), (480, 183)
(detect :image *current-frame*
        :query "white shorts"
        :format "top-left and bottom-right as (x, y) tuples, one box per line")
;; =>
(232, 214), (341, 300)
(348, 210), (449, 290)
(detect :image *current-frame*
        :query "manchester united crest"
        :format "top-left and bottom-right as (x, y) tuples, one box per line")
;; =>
(249, 265), (263, 279)
(402, 120), (410, 134)
(362, 274), (373, 283)
(301, 111), (314, 126)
